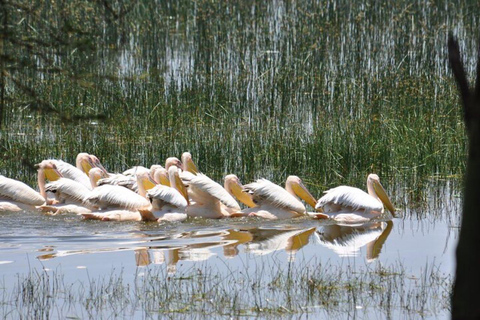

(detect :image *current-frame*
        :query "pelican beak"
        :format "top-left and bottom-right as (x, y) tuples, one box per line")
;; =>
(185, 158), (199, 174)
(158, 172), (171, 187)
(44, 168), (62, 181)
(142, 175), (157, 191)
(230, 182), (256, 208)
(81, 158), (94, 176)
(292, 181), (317, 210)
(373, 181), (396, 216)
(174, 173), (189, 203)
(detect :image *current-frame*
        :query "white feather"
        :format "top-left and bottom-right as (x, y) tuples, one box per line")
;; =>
(45, 178), (91, 204)
(85, 184), (149, 210)
(181, 173), (240, 210)
(97, 174), (138, 192)
(147, 185), (187, 209)
(316, 186), (383, 213)
(244, 179), (306, 214)
(122, 166), (149, 176)
(0, 175), (45, 206)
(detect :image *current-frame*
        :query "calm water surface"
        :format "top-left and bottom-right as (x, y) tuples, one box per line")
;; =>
(0, 180), (459, 319)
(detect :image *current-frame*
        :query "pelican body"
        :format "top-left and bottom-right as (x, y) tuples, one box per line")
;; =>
(0, 175), (45, 211)
(180, 172), (241, 219)
(315, 174), (396, 223)
(241, 176), (318, 219)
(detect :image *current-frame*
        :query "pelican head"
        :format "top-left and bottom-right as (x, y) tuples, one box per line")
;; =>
(224, 174), (256, 208)
(181, 152), (199, 174)
(35, 160), (63, 201)
(153, 167), (170, 186)
(76, 153), (93, 175)
(367, 174), (396, 216)
(165, 157), (182, 170)
(89, 167), (108, 188)
(135, 170), (157, 197)
(35, 160), (62, 182)
(285, 176), (317, 210)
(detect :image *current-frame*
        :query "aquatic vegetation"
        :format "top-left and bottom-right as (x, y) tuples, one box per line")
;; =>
(0, 259), (451, 319)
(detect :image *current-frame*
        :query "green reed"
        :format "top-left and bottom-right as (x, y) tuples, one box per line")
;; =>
(0, 259), (450, 319)
(0, 0), (475, 209)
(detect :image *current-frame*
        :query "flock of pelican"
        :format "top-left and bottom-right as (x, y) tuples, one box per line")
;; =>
(0, 152), (397, 224)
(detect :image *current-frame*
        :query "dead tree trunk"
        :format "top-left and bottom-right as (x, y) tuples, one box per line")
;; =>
(449, 36), (480, 319)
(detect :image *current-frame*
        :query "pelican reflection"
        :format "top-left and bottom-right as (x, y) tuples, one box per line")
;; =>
(243, 227), (316, 260)
(315, 221), (393, 261)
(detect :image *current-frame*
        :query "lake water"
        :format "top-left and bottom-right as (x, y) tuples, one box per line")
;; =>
(0, 180), (459, 319)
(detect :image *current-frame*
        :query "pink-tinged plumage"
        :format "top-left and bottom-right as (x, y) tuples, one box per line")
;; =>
(180, 172), (240, 219)
(315, 174), (396, 223)
(0, 175), (45, 210)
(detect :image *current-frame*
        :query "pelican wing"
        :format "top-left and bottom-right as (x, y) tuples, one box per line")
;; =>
(97, 174), (138, 192)
(122, 166), (149, 176)
(0, 175), (45, 206)
(85, 185), (150, 210)
(317, 186), (383, 213)
(45, 178), (91, 204)
(244, 179), (306, 213)
(181, 173), (240, 210)
(147, 185), (187, 209)
(52, 159), (92, 190)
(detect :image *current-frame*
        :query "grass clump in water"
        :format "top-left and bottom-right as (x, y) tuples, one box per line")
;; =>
(0, 259), (451, 319)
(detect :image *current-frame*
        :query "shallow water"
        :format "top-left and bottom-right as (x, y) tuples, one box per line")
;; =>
(0, 182), (459, 319)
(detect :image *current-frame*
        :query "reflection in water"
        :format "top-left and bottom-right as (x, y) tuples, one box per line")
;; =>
(244, 227), (316, 261)
(315, 221), (393, 262)
(36, 222), (393, 271)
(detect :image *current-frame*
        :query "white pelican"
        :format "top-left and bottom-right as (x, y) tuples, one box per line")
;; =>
(80, 168), (154, 221)
(84, 183), (150, 211)
(139, 166), (188, 222)
(36, 159), (92, 190)
(315, 174), (396, 223)
(38, 168), (107, 215)
(0, 175), (45, 211)
(239, 176), (319, 219)
(180, 171), (241, 219)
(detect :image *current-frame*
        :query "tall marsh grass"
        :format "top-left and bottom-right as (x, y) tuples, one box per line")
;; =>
(1, 0), (475, 208)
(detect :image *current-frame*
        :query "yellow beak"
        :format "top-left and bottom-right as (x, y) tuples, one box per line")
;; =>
(373, 181), (396, 216)
(142, 176), (157, 191)
(229, 182), (256, 208)
(44, 168), (62, 181)
(185, 159), (199, 174)
(292, 181), (318, 210)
